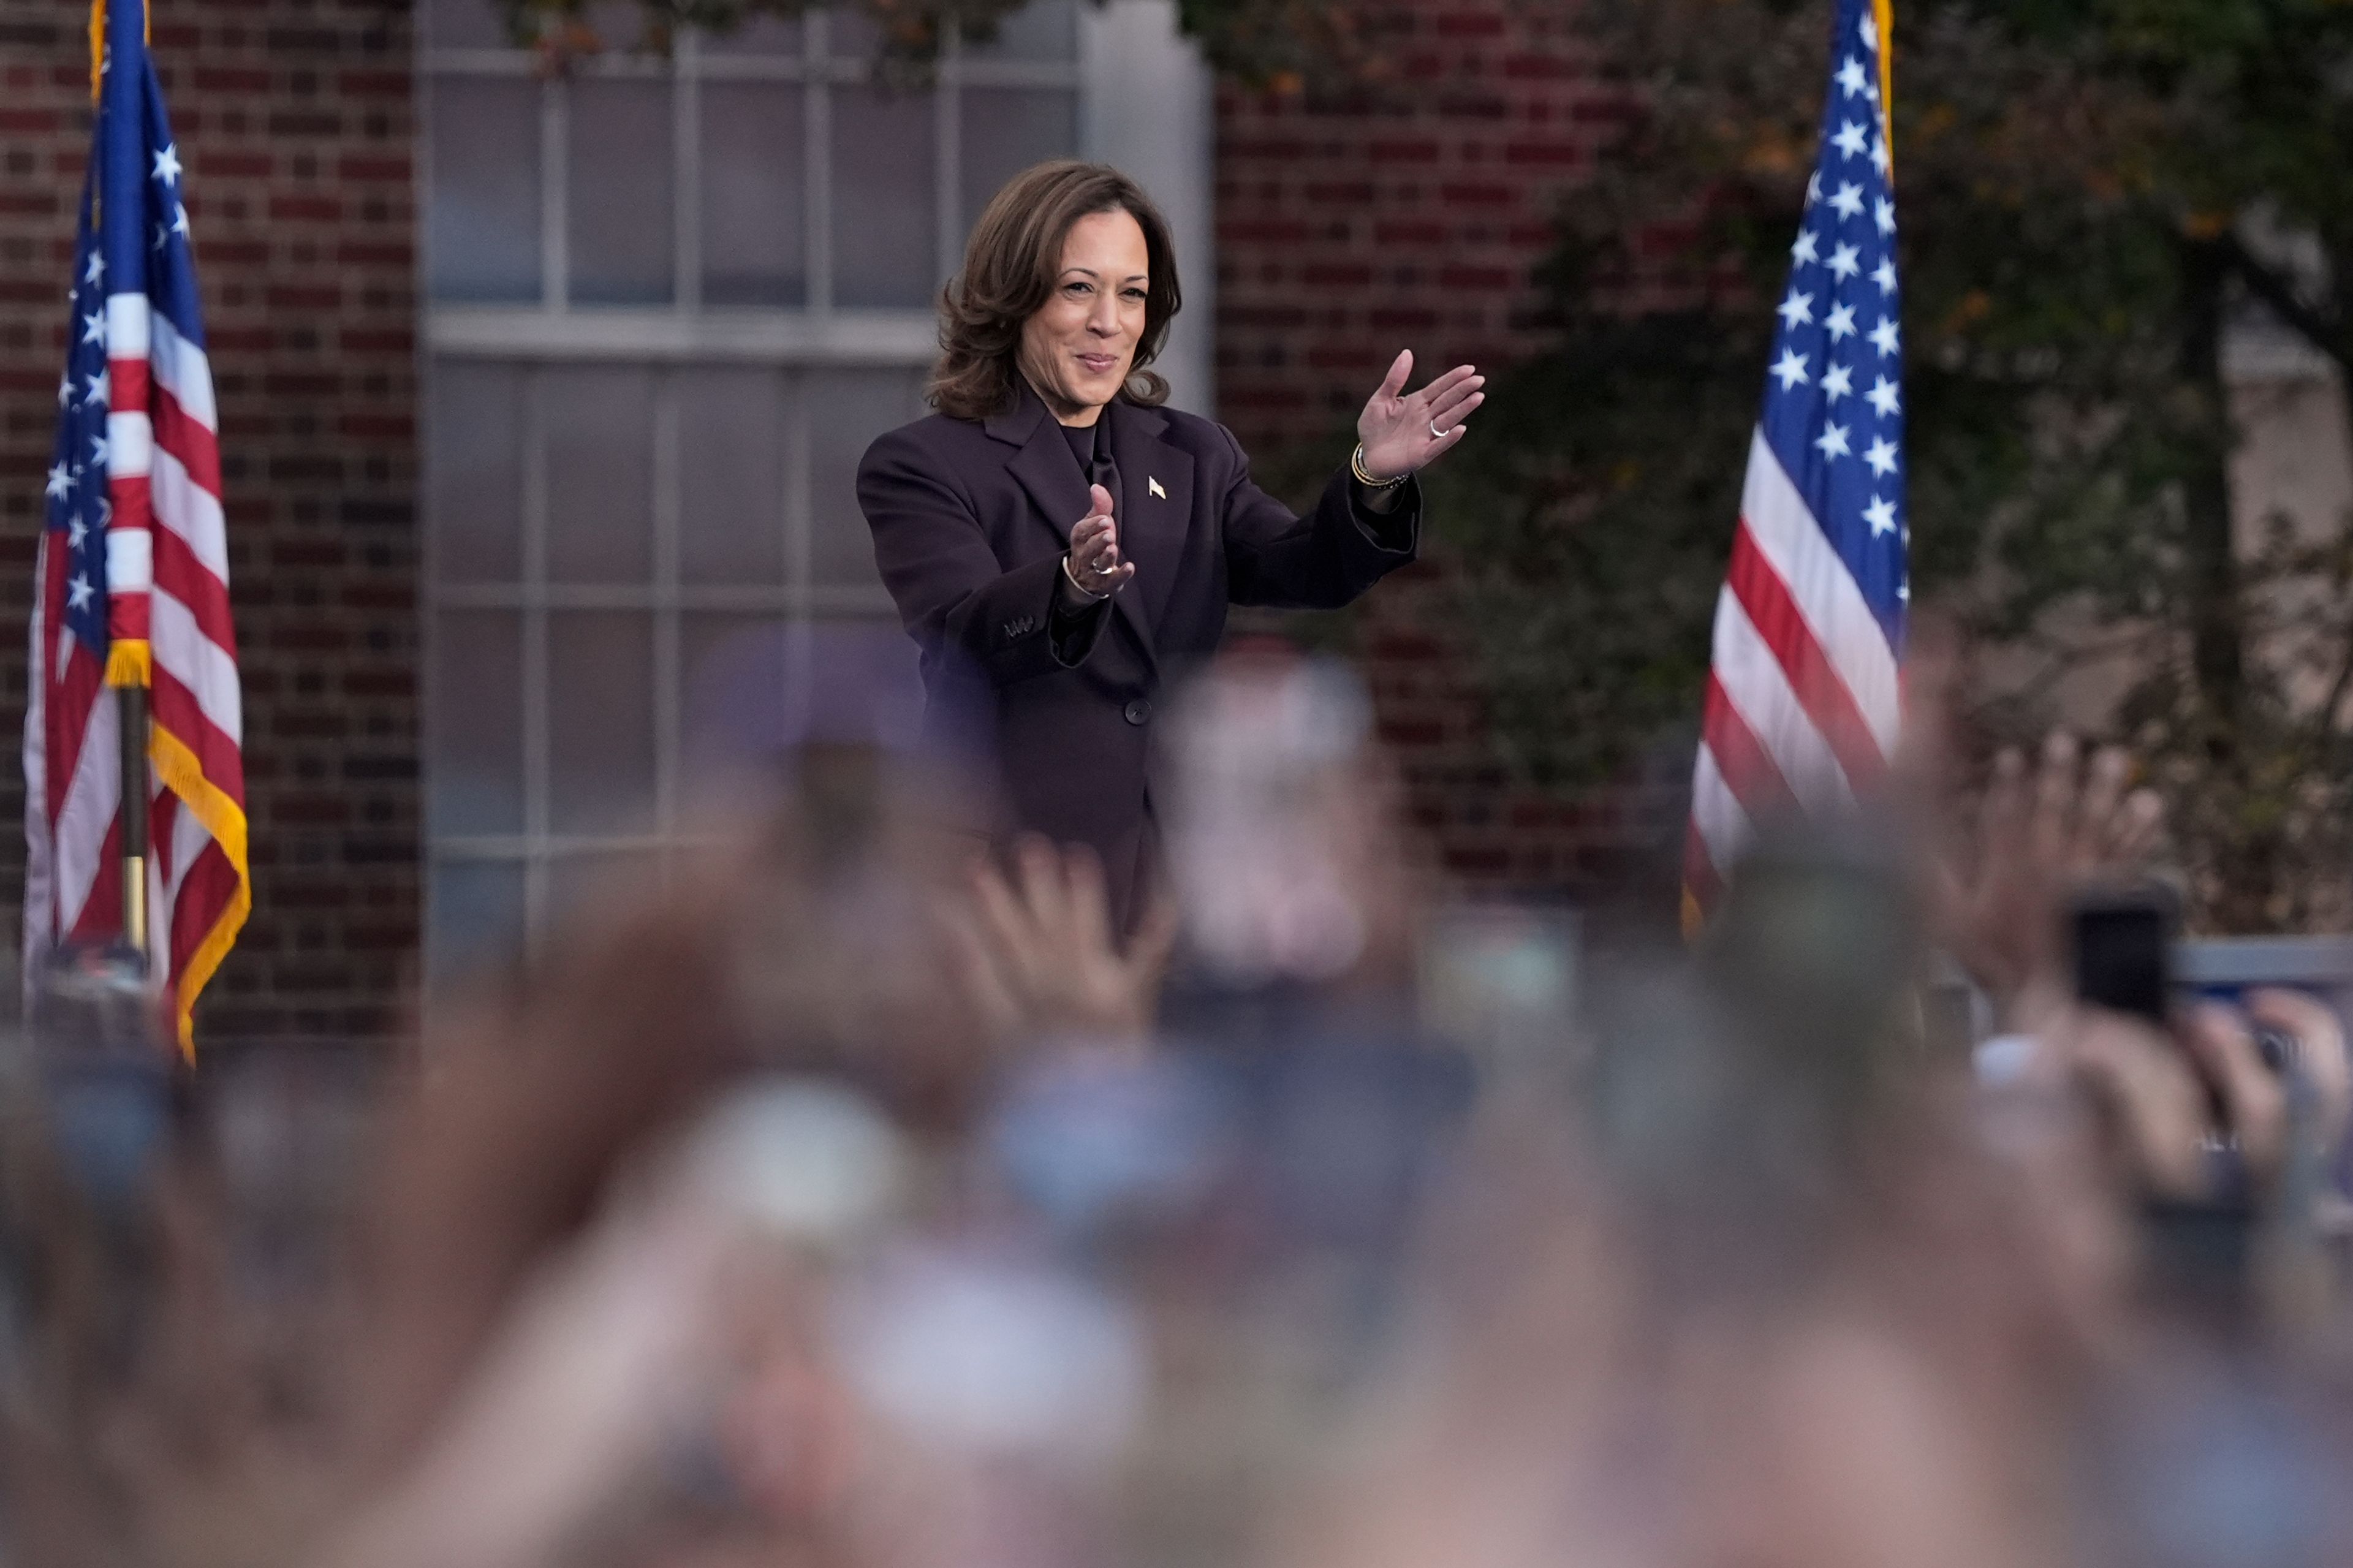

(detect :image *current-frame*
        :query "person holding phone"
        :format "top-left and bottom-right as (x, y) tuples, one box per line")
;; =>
(858, 161), (1485, 935)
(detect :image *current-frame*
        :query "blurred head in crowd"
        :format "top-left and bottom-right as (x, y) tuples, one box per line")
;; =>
(1160, 645), (1427, 998)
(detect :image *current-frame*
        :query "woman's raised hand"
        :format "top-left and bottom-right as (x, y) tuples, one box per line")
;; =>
(1357, 350), (1485, 482)
(1066, 482), (1134, 597)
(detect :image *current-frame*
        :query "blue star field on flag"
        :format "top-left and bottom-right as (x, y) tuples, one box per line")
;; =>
(49, 170), (115, 658)
(1758, 0), (1906, 648)
(46, 28), (204, 664)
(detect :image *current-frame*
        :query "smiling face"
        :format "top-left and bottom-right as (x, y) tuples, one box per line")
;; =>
(1017, 207), (1150, 428)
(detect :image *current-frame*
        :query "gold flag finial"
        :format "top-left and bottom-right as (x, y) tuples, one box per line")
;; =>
(1873, 0), (1895, 173)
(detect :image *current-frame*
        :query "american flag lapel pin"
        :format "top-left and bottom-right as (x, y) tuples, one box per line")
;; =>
(1148, 477), (1167, 500)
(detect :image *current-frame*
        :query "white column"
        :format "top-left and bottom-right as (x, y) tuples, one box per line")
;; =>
(1079, 0), (1216, 417)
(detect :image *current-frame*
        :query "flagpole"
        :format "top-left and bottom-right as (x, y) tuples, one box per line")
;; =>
(96, 0), (151, 969)
(118, 689), (148, 960)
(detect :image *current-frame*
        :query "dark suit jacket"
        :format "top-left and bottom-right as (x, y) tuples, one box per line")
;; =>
(858, 383), (1420, 929)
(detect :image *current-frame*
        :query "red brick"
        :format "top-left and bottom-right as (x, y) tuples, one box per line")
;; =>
(1499, 53), (1579, 80)
(268, 194), (343, 223)
(336, 70), (410, 99)
(1438, 265), (1515, 289)
(194, 67), (273, 93)
(1431, 10), (1507, 38)
(1438, 182), (1515, 208)
(1503, 140), (1583, 167)
(335, 241), (412, 266)
(203, 150), (276, 178)
(272, 794), (354, 826)
(266, 285), (343, 311)
(336, 153), (411, 181)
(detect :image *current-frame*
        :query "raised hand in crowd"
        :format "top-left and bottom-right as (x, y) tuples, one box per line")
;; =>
(941, 834), (1180, 1046)
(346, 849), (761, 1479)
(1929, 732), (2165, 1033)
(2058, 989), (2352, 1209)
(322, 1086), (897, 1568)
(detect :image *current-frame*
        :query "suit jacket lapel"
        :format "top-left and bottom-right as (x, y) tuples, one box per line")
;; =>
(991, 384), (1177, 680)
(993, 387), (1097, 564)
(1106, 400), (1192, 663)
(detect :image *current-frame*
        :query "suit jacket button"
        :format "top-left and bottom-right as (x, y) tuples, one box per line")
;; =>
(1123, 698), (1151, 726)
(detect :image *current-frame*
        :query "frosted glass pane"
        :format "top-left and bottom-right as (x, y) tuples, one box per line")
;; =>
(832, 87), (936, 308)
(423, 0), (508, 50)
(426, 860), (525, 981)
(702, 84), (805, 307)
(678, 369), (787, 585)
(428, 611), (523, 836)
(807, 368), (928, 587)
(960, 89), (1075, 239)
(829, 10), (881, 59)
(548, 612), (656, 835)
(428, 78), (541, 303)
(427, 362), (524, 585)
(703, 13), (801, 53)
(681, 613), (793, 764)
(545, 851), (662, 925)
(543, 367), (654, 584)
(681, 616), (924, 761)
(569, 80), (675, 305)
(582, 1), (651, 48)
(964, 0), (1075, 60)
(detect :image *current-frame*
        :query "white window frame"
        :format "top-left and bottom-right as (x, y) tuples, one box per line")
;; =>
(417, 0), (1211, 975)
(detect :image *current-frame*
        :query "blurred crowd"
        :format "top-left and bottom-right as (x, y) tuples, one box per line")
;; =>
(2, 633), (2353, 1568)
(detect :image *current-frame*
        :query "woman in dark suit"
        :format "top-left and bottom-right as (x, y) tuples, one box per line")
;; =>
(858, 161), (1485, 933)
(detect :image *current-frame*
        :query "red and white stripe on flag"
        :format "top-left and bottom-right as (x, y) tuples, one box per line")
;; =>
(1682, 431), (1902, 929)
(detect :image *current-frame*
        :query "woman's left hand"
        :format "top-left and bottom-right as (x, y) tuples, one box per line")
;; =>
(1357, 350), (1485, 482)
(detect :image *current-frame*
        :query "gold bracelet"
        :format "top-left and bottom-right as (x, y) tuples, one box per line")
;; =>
(1351, 444), (1410, 490)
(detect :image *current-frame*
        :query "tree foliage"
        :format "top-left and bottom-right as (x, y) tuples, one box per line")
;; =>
(496, 0), (1379, 82)
(1431, 0), (2353, 930)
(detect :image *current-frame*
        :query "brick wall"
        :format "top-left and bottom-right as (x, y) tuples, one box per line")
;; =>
(1214, 0), (1684, 905)
(1214, 0), (1621, 448)
(0, 0), (419, 1040)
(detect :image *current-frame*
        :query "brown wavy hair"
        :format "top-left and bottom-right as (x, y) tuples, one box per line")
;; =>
(928, 161), (1183, 422)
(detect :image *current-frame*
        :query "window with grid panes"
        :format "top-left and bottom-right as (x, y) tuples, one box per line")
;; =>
(418, 0), (1210, 977)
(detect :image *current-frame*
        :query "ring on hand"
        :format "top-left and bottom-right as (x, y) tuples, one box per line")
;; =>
(1093, 559), (1115, 575)
(1430, 419), (1448, 440)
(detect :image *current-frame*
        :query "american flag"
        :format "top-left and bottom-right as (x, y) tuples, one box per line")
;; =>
(1683, 0), (1905, 928)
(25, 0), (248, 1056)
